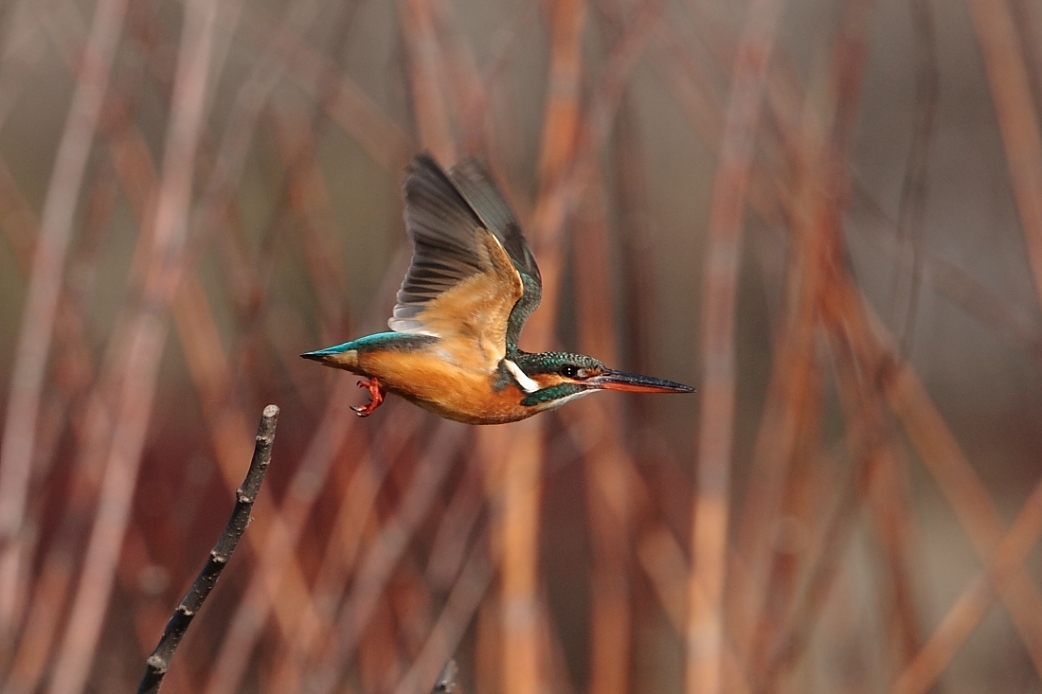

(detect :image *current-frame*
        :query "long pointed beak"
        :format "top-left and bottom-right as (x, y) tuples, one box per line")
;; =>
(587, 370), (695, 394)
(300, 342), (358, 370)
(300, 341), (354, 361)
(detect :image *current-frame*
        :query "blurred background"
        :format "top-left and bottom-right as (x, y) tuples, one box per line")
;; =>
(1, 0), (1041, 693)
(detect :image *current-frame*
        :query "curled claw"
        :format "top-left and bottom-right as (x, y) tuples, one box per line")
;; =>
(351, 377), (385, 417)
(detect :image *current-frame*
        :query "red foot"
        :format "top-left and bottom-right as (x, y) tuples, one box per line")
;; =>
(351, 377), (385, 417)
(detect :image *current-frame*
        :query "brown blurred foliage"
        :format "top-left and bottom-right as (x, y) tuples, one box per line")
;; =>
(0, 0), (1041, 693)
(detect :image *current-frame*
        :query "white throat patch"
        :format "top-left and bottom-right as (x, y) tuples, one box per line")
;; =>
(504, 359), (540, 394)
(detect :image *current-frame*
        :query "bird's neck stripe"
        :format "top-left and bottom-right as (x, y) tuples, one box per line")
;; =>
(504, 359), (540, 393)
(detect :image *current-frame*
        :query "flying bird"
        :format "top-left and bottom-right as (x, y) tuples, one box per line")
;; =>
(301, 154), (693, 424)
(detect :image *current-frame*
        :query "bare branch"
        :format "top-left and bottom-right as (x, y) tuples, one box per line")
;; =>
(137, 405), (280, 694)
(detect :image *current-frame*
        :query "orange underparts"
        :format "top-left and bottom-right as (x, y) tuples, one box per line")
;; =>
(351, 377), (385, 417)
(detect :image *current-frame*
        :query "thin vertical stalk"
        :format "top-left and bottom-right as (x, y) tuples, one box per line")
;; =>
(746, 1), (873, 683)
(573, 175), (631, 694)
(891, 470), (1042, 694)
(964, 0), (1042, 312)
(307, 423), (467, 694)
(0, 0), (129, 641)
(398, 0), (457, 164)
(686, 2), (785, 694)
(490, 4), (587, 694)
(46, 0), (217, 690)
(825, 274), (1042, 677)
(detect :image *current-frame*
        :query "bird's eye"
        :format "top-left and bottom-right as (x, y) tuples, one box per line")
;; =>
(560, 365), (579, 378)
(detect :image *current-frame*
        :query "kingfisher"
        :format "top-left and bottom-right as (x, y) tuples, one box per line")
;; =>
(301, 153), (693, 424)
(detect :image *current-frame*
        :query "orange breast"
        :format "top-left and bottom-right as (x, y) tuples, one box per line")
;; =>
(356, 350), (533, 424)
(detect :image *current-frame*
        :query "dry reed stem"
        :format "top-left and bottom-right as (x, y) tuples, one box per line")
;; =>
(637, 527), (754, 694)
(888, 0), (938, 356)
(399, 0), (457, 164)
(0, 161), (123, 692)
(654, 8), (925, 687)
(485, 3), (589, 693)
(0, 0), (129, 640)
(661, 5), (1041, 683)
(271, 103), (351, 343)
(264, 422), (389, 693)
(731, 176), (826, 666)
(573, 176), (632, 694)
(425, 457), (486, 588)
(172, 275), (327, 637)
(192, 0), (332, 327)
(877, 364), (1042, 676)
(428, 0), (486, 153)
(200, 241), (416, 694)
(892, 465), (1042, 694)
(4, 300), (132, 691)
(308, 422), (468, 694)
(649, 10), (798, 229)
(193, 0), (475, 671)
(264, 405), (427, 690)
(0, 3), (159, 684)
(748, 1), (873, 684)
(533, 0), (587, 197)
(687, 1), (785, 694)
(817, 315), (922, 680)
(826, 275), (1042, 678)
(524, 0), (586, 332)
(654, 7), (920, 686)
(466, 15), (664, 687)
(199, 381), (360, 694)
(535, 0), (659, 323)
(611, 102), (655, 397)
(964, 0), (1042, 312)
(46, 2), (217, 691)
(234, 2), (413, 172)
(485, 417), (545, 694)
(391, 528), (494, 694)
(859, 435), (923, 671)
(77, 58), (327, 669)
(925, 258), (1042, 370)
(0, 152), (107, 470)
(755, 451), (860, 689)
(0, 0), (47, 132)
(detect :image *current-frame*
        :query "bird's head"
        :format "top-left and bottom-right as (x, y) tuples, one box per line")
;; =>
(500, 351), (694, 412)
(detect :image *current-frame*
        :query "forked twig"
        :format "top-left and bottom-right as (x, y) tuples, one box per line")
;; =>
(137, 404), (279, 694)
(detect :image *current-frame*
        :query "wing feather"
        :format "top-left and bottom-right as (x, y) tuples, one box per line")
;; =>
(390, 154), (541, 364)
(446, 158), (541, 284)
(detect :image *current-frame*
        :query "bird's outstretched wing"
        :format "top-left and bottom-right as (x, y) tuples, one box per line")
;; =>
(389, 154), (542, 368)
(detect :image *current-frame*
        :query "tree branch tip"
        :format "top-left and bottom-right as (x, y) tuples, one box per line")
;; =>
(432, 659), (459, 694)
(136, 404), (279, 694)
